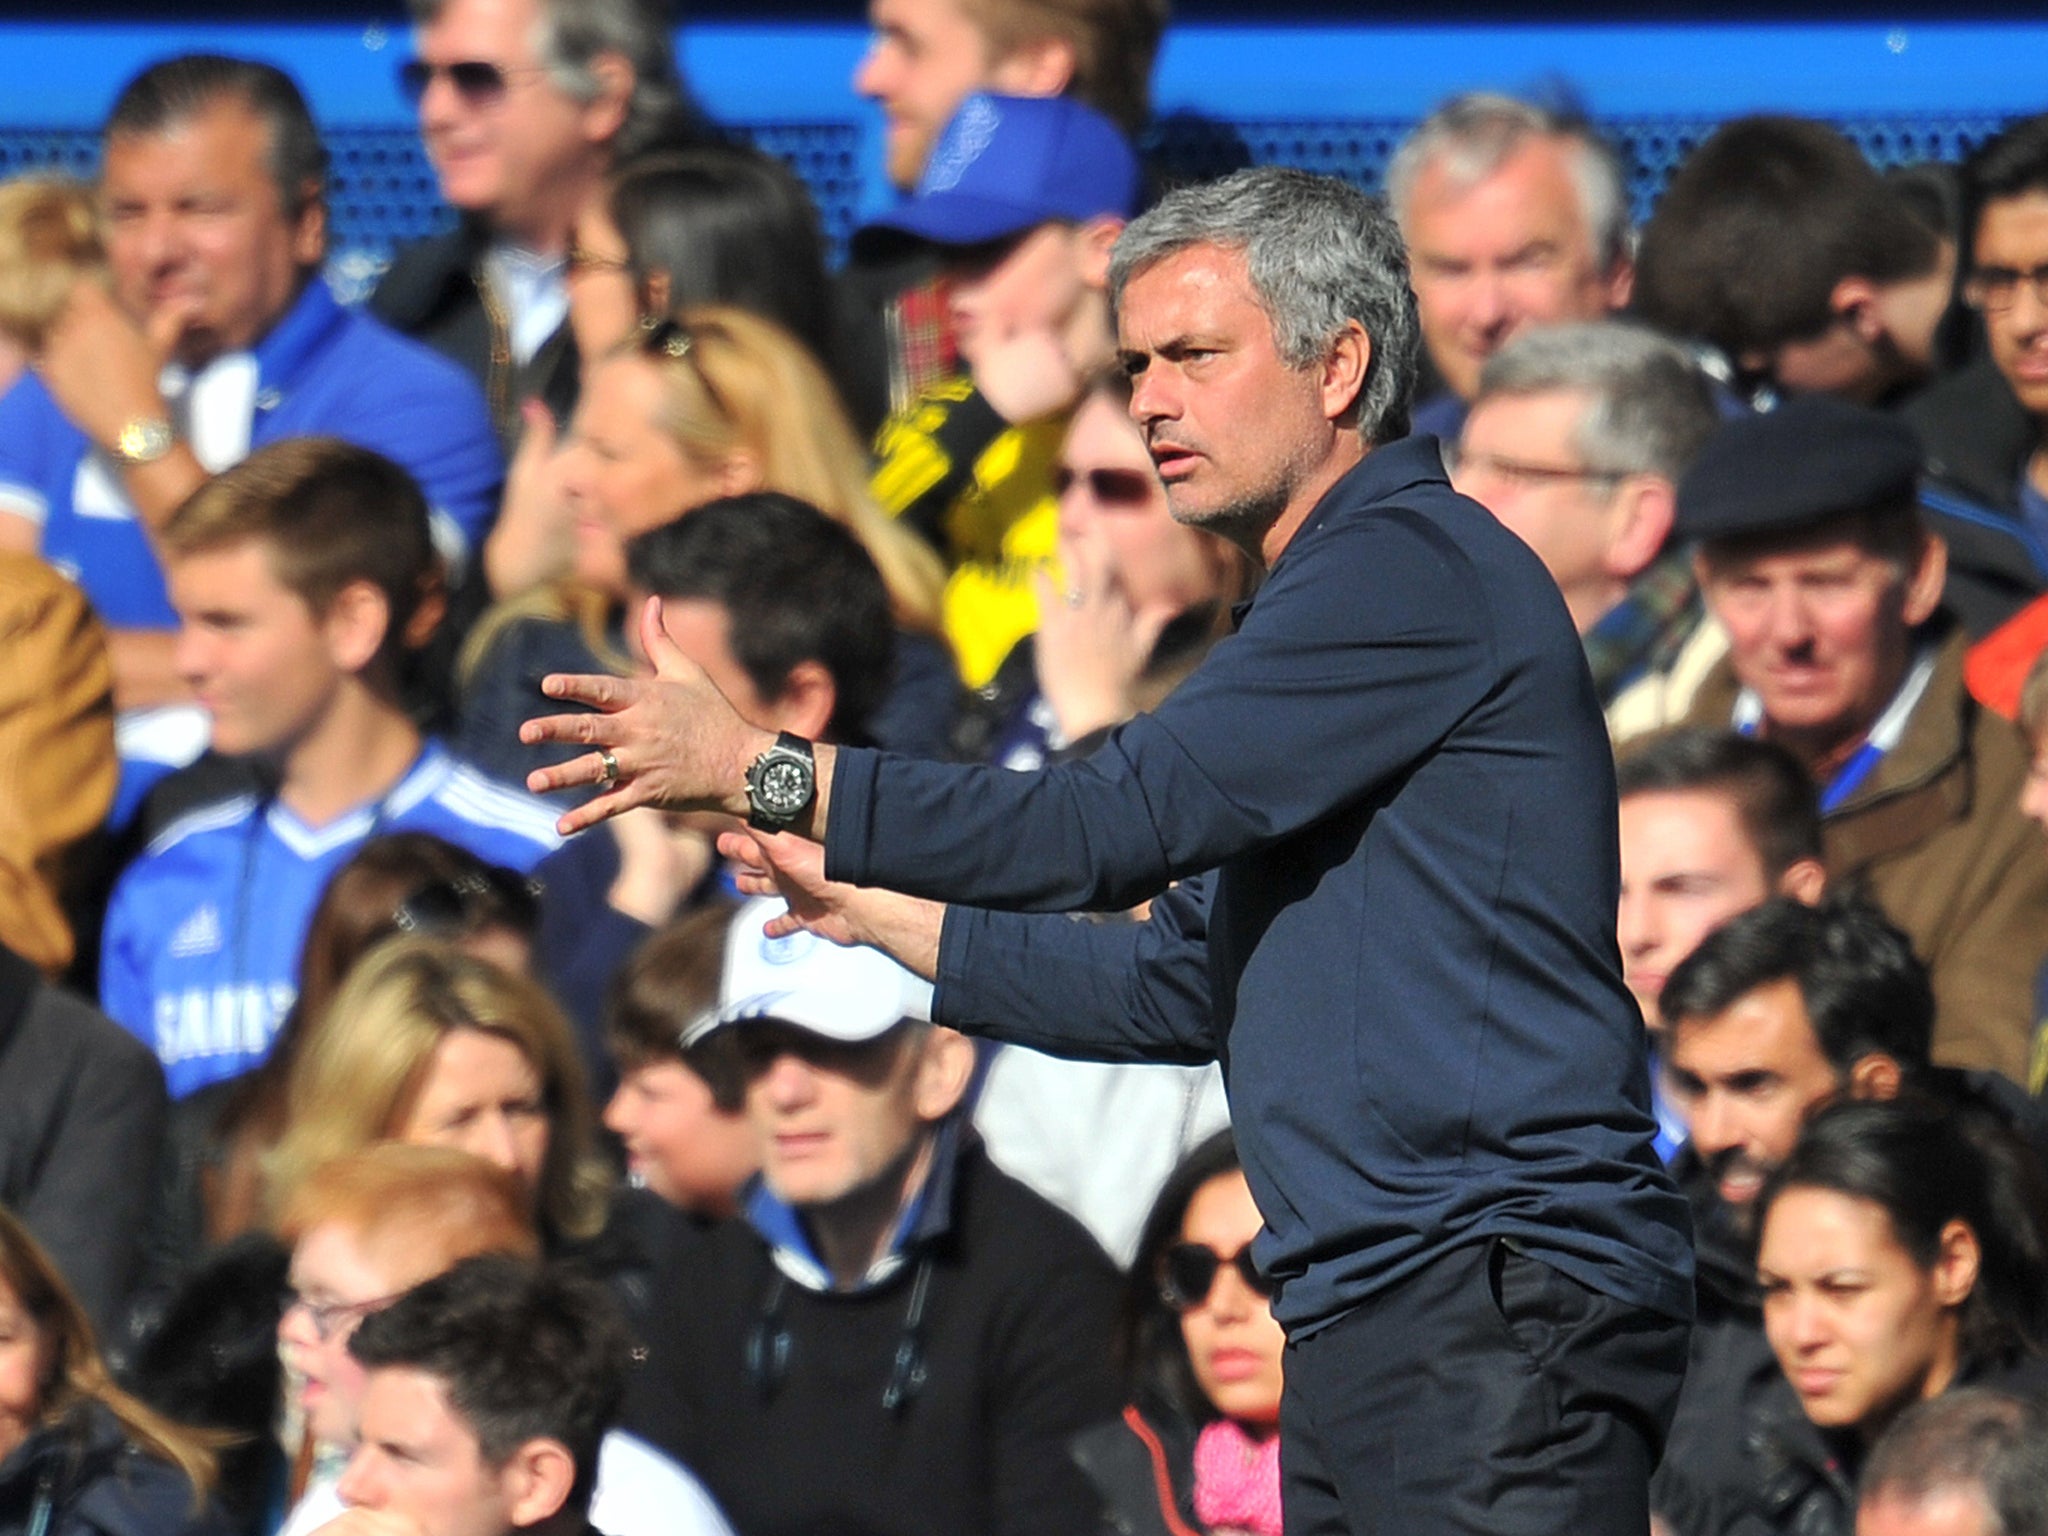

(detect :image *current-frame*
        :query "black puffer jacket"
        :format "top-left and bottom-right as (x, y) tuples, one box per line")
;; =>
(0, 1404), (230, 1536)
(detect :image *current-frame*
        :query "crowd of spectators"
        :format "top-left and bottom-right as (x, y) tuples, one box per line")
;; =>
(3, 0), (2048, 1533)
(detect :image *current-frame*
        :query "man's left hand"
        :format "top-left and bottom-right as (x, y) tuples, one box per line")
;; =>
(36, 279), (189, 451)
(523, 595), (771, 836)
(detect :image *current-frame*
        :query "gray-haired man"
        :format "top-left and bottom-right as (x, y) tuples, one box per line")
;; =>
(525, 166), (1693, 1535)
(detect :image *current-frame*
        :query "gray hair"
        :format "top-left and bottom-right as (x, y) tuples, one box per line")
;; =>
(1475, 320), (1718, 485)
(1386, 93), (1631, 274)
(1862, 1390), (2048, 1536)
(408, 0), (691, 159)
(1109, 167), (1421, 445)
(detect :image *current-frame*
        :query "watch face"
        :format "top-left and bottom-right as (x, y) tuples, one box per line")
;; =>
(756, 756), (811, 816)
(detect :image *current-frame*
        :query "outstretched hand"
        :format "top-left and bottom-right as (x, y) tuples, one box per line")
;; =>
(719, 828), (946, 980)
(523, 596), (768, 836)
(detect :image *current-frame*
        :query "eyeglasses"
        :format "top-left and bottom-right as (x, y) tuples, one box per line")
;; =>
(396, 58), (547, 107)
(638, 316), (733, 424)
(391, 866), (542, 940)
(566, 242), (633, 277)
(1052, 464), (1158, 508)
(1963, 261), (2048, 314)
(280, 1285), (400, 1343)
(1448, 447), (1629, 491)
(1159, 1241), (1273, 1311)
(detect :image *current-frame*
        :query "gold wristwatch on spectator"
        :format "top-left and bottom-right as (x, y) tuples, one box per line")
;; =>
(111, 417), (176, 467)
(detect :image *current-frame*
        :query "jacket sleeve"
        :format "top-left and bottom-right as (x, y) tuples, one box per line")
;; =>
(869, 380), (1008, 550)
(934, 876), (1219, 1065)
(827, 508), (1498, 912)
(14, 988), (168, 1334)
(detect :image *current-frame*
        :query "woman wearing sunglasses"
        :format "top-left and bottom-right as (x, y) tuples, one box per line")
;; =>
(1073, 1132), (1284, 1536)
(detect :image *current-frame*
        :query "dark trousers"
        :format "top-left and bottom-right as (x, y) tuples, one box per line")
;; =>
(1280, 1239), (1690, 1536)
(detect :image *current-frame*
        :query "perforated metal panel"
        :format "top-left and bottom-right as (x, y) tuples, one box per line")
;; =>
(0, 108), (2020, 289)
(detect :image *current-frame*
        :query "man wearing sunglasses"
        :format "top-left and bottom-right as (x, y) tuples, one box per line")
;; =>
(622, 896), (1121, 1536)
(528, 168), (1694, 1536)
(372, 0), (693, 448)
(0, 55), (502, 819)
(1450, 319), (1720, 736)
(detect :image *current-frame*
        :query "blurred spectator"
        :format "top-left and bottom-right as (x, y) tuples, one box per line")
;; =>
(374, 0), (694, 445)
(563, 143), (835, 371)
(1070, 1132), (1283, 1536)
(465, 308), (949, 775)
(0, 57), (501, 816)
(862, 92), (1140, 689)
(268, 937), (610, 1251)
(1617, 730), (1826, 1031)
(1909, 115), (2048, 568)
(1676, 396), (2048, 1083)
(1657, 1100), (2048, 1536)
(330, 1255), (634, 1536)
(132, 834), (540, 1330)
(1858, 1389), (2048, 1536)
(534, 492), (902, 1094)
(0, 551), (114, 977)
(1386, 93), (1634, 439)
(962, 365), (1253, 768)
(96, 441), (559, 1099)
(0, 943), (165, 1336)
(1450, 320), (1720, 731)
(840, 0), (1166, 432)
(274, 1146), (731, 1536)
(0, 1204), (228, 1536)
(1635, 116), (1953, 410)
(623, 897), (1121, 1536)
(598, 902), (757, 1218)
(0, 177), (103, 355)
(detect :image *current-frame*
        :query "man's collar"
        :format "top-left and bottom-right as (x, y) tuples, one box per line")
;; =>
(742, 1115), (967, 1294)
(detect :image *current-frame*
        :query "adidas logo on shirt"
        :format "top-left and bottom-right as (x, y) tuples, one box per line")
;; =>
(168, 904), (223, 958)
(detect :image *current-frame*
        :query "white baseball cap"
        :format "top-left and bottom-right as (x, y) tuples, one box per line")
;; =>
(679, 896), (934, 1047)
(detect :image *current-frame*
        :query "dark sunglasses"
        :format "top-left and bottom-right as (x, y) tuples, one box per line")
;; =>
(1052, 464), (1157, 507)
(391, 866), (542, 939)
(638, 315), (733, 424)
(396, 58), (545, 106)
(1160, 1241), (1272, 1311)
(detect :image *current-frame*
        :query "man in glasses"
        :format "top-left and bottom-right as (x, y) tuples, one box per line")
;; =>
(373, 0), (693, 447)
(620, 896), (1120, 1536)
(1450, 319), (1719, 733)
(0, 55), (501, 819)
(1909, 114), (2048, 564)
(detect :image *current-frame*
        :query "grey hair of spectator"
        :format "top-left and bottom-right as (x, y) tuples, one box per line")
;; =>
(1385, 93), (1632, 273)
(105, 55), (330, 217)
(406, 0), (692, 159)
(1475, 321), (1719, 485)
(1862, 1389), (2048, 1536)
(1108, 167), (1422, 445)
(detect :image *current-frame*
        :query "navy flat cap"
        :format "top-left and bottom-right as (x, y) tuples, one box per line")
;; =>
(1676, 395), (1924, 542)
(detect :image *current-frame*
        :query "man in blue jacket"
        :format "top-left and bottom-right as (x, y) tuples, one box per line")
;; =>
(525, 166), (1694, 1535)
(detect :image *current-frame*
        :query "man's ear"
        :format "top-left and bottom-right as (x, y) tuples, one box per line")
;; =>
(1830, 276), (1885, 344)
(912, 1027), (976, 1122)
(987, 36), (1077, 97)
(1319, 318), (1372, 425)
(1601, 476), (1676, 583)
(580, 52), (635, 147)
(501, 1438), (577, 1529)
(323, 579), (392, 673)
(291, 185), (328, 268)
(1775, 857), (1828, 906)
(1845, 1051), (1905, 1102)
(1075, 217), (1125, 290)
(766, 658), (837, 740)
(1603, 251), (1636, 312)
(1902, 530), (1948, 628)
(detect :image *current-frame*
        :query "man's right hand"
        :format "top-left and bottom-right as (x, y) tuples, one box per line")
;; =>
(719, 828), (946, 980)
(36, 278), (189, 453)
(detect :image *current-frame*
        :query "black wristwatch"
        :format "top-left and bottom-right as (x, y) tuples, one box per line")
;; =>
(745, 732), (816, 831)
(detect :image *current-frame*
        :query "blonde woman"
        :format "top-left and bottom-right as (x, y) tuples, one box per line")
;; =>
(463, 304), (952, 779)
(0, 1204), (224, 1536)
(267, 938), (610, 1250)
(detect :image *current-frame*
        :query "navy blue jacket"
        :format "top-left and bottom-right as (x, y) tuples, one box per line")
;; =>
(824, 437), (1694, 1333)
